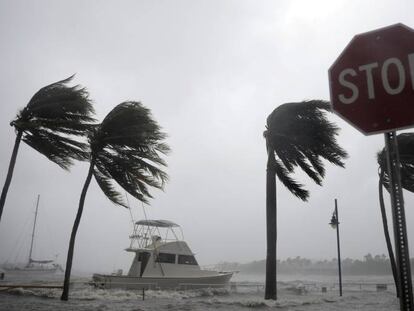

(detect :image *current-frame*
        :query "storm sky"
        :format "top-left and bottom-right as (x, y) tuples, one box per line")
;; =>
(0, 0), (414, 274)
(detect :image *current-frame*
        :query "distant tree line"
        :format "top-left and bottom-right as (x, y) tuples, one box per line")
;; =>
(214, 254), (414, 276)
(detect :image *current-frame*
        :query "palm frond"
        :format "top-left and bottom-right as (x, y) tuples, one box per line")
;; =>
(22, 128), (89, 169)
(302, 150), (325, 178)
(266, 100), (348, 200)
(97, 102), (168, 151)
(93, 169), (128, 207)
(11, 76), (95, 169)
(15, 118), (96, 136)
(270, 156), (309, 201)
(16, 75), (95, 126)
(90, 101), (169, 206)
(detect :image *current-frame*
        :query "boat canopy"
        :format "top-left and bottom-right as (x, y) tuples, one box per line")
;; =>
(135, 220), (180, 228)
(127, 219), (184, 251)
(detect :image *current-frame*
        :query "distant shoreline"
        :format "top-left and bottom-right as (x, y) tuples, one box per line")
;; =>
(212, 254), (414, 276)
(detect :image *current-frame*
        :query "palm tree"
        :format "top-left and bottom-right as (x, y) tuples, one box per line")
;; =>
(0, 76), (95, 222)
(61, 101), (169, 301)
(263, 100), (348, 300)
(377, 132), (414, 297)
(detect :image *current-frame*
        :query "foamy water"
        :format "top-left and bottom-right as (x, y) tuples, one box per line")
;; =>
(0, 274), (401, 311)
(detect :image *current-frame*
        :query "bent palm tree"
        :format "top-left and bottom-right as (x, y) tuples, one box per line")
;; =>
(0, 76), (94, 222)
(61, 101), (169, 301)
(377, 132), (414, 297)
(263, 100), (348, 300)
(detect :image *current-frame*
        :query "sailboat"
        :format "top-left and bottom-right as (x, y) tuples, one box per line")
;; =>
(3, 195), (63, 275)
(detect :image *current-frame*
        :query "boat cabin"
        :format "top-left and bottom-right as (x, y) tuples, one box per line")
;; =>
(125, 220), (202, 278)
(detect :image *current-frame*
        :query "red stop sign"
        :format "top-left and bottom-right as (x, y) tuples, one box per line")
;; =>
(329, 23), (414, 135)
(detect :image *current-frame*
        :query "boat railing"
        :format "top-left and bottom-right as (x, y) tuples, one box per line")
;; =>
(128, 223), (184, 250)
(177, 283), (229, 290)
(95, 278), (160, 290)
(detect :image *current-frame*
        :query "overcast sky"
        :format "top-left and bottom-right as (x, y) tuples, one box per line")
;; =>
(0, 0), (414, 274)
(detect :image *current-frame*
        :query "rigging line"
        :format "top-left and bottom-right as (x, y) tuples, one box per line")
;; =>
(125, 192), (138, 246)
(141, 201), (148, 222)
(125, 192), (135, 227)
(13, 195), (40, 264)
(13, 241), (25, 264)
(142, 201), (151, 247)
(43, 198), (57, 260)
(28, 195), (40, 262)
(12, 227), (29, 264)
(7, 210), (32, 263)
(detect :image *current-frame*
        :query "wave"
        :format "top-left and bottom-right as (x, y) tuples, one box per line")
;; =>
(0, 281), (398, 311)
(198, 295), (342, 309)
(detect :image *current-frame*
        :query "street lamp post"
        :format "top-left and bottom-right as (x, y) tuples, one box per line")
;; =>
(330, 198), (342, 296)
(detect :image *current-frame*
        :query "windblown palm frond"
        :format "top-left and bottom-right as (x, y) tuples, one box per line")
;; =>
(10, 75), (95, 169)
(265, 100), (348, 201)
(90, 101), (169, 207)
(377, 132), (414, 192)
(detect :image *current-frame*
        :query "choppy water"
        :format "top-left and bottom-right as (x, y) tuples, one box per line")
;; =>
(0, 274), (401, 310)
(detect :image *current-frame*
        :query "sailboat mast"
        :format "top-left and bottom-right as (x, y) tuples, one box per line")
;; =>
(28, 194), (40, 262)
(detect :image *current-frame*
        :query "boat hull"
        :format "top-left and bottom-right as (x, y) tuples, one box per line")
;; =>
(91, 272), (233, 290)
(3, 267), (59, 275)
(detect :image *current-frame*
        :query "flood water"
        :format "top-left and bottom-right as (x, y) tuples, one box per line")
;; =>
(0, 273), (401, 310)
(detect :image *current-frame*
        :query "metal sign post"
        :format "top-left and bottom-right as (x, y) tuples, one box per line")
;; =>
(384, 131), (414, 310)
(334, 200), (343, 297)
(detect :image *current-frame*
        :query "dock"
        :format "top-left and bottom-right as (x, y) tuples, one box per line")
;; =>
(0, 284), (63, 290)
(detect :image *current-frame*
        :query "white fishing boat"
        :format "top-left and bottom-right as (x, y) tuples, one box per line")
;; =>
(92, 219), (233, 290)
(3, 195), (63, 276)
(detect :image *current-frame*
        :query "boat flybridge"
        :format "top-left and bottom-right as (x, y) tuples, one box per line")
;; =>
(92, 220), (233, 290)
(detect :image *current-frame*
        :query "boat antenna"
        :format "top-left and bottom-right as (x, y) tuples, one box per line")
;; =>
(125, 192), (149, 222)
(125, 192), (140, 242)
(125, 193), (135, 227)
(141, 201), (148, 222)
(28, 194), (40, 263)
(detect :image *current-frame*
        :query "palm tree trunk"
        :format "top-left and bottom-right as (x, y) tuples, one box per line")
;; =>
(0, 130), (23, 222)
(61, 159), (95, 301)
(378, 168), (399, 297)
(265, 149), (277, 300)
